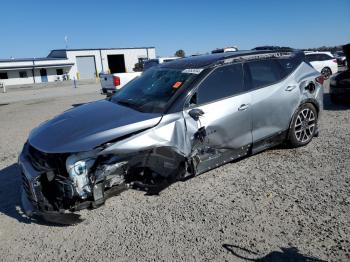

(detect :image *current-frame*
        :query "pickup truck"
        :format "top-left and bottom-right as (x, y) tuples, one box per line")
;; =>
(100, 72), (141, 96)
(100, 57), (181, 96)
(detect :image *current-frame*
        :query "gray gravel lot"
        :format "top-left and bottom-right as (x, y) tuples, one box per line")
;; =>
(0, 80), (349, 261)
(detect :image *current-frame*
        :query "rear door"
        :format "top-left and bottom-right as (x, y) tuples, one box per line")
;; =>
(183, 63), (252, 152)
(244, 58), (300, 150)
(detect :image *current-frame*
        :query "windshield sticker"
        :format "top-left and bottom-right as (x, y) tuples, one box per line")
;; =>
(172, 81), (183, 89)
(182, 68), (204, 74)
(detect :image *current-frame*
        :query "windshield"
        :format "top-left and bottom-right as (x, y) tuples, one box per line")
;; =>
(111, 67), (197, 113)
(143, 59), (159, 70)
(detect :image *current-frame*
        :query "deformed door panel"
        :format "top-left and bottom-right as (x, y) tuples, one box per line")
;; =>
(184, 93), (252, 152)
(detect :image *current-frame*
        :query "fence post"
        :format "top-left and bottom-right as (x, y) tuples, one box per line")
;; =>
(0, 82), (5, 93)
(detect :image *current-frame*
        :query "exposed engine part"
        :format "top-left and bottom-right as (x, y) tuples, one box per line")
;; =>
(94, 160), (128, 187)
(66, 152), (97, 199)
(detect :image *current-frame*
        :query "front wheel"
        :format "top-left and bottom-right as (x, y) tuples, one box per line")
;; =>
(287, 103), (318, 148)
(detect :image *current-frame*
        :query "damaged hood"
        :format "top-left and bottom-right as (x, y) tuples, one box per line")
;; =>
(28, 100), (162, 153)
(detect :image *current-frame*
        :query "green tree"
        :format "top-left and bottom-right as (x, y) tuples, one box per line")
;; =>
(175, 49), (185, 58)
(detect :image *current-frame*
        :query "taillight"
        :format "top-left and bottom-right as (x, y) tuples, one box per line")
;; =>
(113, 76), (120, 86)
(315, 75), (325, 85)
(333, 59), (337, 63)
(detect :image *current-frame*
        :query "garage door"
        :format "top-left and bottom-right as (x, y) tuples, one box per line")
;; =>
(76, 56), (96, 79)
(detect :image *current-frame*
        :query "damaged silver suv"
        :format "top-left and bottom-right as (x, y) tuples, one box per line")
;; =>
(19, 50), (323, 224)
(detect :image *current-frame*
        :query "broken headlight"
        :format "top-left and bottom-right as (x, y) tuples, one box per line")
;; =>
(66, 152), (97, 199)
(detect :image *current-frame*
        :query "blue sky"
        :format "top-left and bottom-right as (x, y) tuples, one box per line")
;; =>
(1, 0), (350, 58)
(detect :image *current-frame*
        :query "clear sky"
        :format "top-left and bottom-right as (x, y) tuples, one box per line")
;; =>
(1, 0), (350, 58)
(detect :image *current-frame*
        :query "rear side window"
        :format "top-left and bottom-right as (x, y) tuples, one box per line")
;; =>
(277, 55), (303, 76)
(306, 54), (320, 62)
(196, 63), (244, 104)
(319, 54), (333, 61)
(245, 60), (283, 89)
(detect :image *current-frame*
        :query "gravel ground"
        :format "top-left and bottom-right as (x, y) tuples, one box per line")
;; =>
(0, 81), (349, 262)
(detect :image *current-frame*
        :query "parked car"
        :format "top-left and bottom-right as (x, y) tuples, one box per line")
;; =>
(19, 50), (323, 224)
(304, 51), (338, 78)
(252, 46), (294, 52)
(143, 57), (180, 70)
(100, 57), (181, 96)
(330, 44), (350, 103)
(211, 46), (238, 53)
(333, 51), (347, 67)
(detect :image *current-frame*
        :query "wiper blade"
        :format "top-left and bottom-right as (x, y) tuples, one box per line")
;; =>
(117, 99), (141, 111)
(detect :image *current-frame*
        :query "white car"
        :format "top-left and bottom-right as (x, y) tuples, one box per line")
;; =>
(305, 51), (338, 78)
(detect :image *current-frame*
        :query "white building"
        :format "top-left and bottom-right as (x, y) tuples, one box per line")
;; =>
(0, 47), (156, 86)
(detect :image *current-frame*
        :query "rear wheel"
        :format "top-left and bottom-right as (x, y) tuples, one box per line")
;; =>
(321, 67), (332, 79)
(287, 103), (318, 147)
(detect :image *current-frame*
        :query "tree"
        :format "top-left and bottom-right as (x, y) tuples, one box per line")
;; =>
(175, 49), (185, 58)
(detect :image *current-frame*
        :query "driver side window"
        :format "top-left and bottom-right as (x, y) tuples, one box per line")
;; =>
(188, 63), (244, 107)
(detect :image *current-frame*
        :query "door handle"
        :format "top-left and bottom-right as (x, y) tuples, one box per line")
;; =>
(285, 85), (297, 91)
(238, 104), (249, 111)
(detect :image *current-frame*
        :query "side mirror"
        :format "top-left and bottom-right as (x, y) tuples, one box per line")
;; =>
(189, 108), (204, 121)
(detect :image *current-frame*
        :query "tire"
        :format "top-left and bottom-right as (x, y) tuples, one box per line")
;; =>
(321, 67), (332, 79)
(287, 103), (318, 148)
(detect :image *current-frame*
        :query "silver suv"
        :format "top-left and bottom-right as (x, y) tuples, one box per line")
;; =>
(19, 50), (323, 224)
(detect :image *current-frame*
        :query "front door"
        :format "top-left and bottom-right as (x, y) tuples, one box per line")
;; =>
(40, 69), (48, 82)
(183, 63), (252, 165)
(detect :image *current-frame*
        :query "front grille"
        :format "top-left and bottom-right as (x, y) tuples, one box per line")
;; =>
(27, 145), (68, 176)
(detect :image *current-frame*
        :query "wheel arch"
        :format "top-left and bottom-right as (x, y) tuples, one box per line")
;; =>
(289, 98), (320, 130)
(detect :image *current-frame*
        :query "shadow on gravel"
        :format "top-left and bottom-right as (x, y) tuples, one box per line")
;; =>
(222, 244), (326, 262)
(0, 163), (31, 223)
(323, 93), (350, 111)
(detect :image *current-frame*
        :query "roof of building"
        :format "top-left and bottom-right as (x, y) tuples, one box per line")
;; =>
(0, 63), (74, 71)
(160, 50), (297, 69)
(0, 57), (68, 63)
(0, 47), (156, 63)
(51, 47), (155, 52)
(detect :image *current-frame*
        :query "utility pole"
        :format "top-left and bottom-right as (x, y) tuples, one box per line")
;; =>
(64, 36), (68, 49)
(32, 59), (36, 84)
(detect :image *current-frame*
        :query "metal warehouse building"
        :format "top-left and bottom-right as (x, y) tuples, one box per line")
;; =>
(0, 47), (156, 86)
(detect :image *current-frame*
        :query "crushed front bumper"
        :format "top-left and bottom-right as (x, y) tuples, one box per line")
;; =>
(18, 148), (83, 225)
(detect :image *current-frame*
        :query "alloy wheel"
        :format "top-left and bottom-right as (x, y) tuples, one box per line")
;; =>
(294, 108), (316, 143)
(321, 68), (331, 79)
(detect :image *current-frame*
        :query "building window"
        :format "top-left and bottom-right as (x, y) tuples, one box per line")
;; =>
(0, 72), (8, 79)
(19, 71), (28, 78)
(56, 69), (64, 75)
